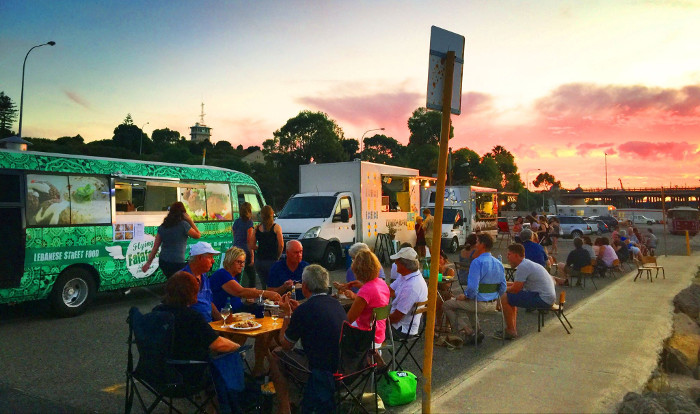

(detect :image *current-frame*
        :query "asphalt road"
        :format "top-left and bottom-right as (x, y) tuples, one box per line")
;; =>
(0, 224), (696, 413)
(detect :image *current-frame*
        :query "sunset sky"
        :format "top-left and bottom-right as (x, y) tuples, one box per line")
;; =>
(2, 0), (699, 189)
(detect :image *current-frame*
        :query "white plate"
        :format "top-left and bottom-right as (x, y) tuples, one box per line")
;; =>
(229, 321), (262, 330)
(264, 302), (279, 308)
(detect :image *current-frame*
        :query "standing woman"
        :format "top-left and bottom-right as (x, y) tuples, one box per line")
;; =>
(142, 201), (201, 278)
(346, 250), (390, 350)
(252, 205), (284, 289)
(549, 217), (561, 256)
(232, 202), (256, 288)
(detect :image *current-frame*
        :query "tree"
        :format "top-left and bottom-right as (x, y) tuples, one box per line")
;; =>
(112, 114), (149, 155)
(484, 145), (521, 191)
(341, 138), (359, 160)
(407, 107), (453, 146)
(450, 147), (480, 185)
(362, 134), (403, 164)
(533, 172), (562, 212)
(0, 92), (18, 138)
(151, 128), (181, 146)
(266, 110), (347, 164)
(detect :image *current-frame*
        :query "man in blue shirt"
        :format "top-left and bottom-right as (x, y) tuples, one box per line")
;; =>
(442, 233), (507, 347)
(520, 228), (548, 267)
(181, 242), (220, 322)
(268, 240), (309, 299)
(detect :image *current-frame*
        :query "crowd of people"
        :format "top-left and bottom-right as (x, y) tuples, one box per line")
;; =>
(138, 203), (659, 412)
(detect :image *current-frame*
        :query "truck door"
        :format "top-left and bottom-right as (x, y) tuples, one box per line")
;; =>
(332, 195), (356, 246)
(0, 171), (26, 289)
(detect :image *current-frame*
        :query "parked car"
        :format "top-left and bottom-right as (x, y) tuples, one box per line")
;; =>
(632, 215), (656, 225)
(585, 218), (609, 234)
(556, 215), (593, 238)
(590, 215), (619, 230)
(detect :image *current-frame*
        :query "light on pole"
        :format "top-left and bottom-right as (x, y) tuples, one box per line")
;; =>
(359, 128), (384, 160)
(18, 41), (56, 138)
(525, 168), (540, 211)
(139, 122), (149, 156)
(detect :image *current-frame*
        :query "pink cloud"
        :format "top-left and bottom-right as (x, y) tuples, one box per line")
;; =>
(617, 141), (700, 160)
(575, 142), (616, 156)
(64, 90), (91, 109)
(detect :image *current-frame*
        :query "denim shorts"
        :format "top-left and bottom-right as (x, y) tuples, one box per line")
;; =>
(507, 290), (550, 309)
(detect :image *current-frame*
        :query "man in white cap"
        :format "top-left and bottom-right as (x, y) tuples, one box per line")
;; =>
(182, 241), (221, 322)
(388, 247), (428, 336)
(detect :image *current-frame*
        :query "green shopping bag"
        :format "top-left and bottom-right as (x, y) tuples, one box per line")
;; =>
(376, 370), (417, 406)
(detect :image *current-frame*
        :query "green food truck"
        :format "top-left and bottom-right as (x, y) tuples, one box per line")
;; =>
(0, 149), (265, 316)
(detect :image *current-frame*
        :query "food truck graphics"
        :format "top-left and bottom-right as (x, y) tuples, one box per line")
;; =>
(0, 149), (265, 316)
(421, 185), (499, 252)
(274, 160), (422, 269)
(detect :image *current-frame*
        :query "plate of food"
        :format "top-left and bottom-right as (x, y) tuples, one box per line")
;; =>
(263, 299), (279, 307)
(224, 312), (254, 326)
(230, 320), (262, 330)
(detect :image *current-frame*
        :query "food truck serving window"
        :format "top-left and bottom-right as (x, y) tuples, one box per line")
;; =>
(381, 176), (410, 212)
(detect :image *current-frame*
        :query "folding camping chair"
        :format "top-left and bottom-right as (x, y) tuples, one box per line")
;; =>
(334, 321), (378, 414)
(390, 300), (428, 374)
(125, 307), (215, 414)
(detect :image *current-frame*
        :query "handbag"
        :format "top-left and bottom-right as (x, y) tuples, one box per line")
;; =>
(377, 370), (417, 406)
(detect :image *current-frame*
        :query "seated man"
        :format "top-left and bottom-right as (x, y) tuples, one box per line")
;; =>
(269, 265), (347, 414)
(442, 233), (506, 347)
(182, 242), (221, 322)
(519, 228), (548, 268)
(268, 240), (309, 299)
(388, 247), (428, 338)
(559, 237), (592, 285)
(500, 244), (556, 339)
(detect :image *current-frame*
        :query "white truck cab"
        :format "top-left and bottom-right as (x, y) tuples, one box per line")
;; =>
(275, 160), (423, 269)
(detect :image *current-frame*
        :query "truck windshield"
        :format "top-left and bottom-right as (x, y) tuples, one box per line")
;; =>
(277, 196), (337, 219)
(429, 208), (461, 224)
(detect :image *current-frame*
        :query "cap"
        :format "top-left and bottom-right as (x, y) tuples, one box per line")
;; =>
(520, 228), (533, 241)
(390, 247), (418, 261)
(189, 241), (220, 257)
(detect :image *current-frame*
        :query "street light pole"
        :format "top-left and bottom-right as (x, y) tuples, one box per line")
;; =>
(359, 127), (385, 160)
(139, 122), (149, 156)
(525, 168), (540, 211)
(18, 41), (56, 138)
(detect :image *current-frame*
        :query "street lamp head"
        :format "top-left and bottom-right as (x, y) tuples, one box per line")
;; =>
(47, 41), (56, 46)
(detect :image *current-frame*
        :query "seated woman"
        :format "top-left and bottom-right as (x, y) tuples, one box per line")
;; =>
(344, 242), (386, 293)
(457, 234), (479, 285)
(595, 237), (618, 276)
(512, 217), (524, 242)
(435, 250), (456, 335)
(209, 247), (282, 376)
(346, 250), (390, 350)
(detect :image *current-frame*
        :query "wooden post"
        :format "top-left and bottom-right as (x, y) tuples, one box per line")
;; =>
(686, 230), (691, 256)
(661, 187), (667, 256)
(422, 50), (455, 413)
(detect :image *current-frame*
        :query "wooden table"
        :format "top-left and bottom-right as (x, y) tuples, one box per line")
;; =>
(210, 316), (281, 338)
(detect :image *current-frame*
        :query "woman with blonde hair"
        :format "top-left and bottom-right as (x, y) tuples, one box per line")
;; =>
(232, 202), (257, 288)
(252, 205), (284, 289)
(209, 247), (281, 376)
(346, 250), (390, 349)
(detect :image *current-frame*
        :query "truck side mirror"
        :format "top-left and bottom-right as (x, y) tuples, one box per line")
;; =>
(341, 208), (350, 223)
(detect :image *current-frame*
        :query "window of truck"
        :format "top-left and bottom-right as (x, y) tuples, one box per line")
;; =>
(27, 174), (111, 226)
(381, 175), (410, 212)
(237, 185), (264, 221)
(334, 196), (353, 219)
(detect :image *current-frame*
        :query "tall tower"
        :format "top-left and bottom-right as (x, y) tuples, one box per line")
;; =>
(189, 102), (212, 142)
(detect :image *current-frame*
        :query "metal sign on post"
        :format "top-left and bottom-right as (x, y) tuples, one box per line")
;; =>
(426, 26), (465, 115)
(423, 25), (465, 413)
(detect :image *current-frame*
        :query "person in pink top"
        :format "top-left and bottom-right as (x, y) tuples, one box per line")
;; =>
(346, 249), (390, 348)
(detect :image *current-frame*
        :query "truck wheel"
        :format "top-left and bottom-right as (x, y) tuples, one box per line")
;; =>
(321, 245), (341, 270)
(571, 230), (583, 239)
(50, 268), (95, 317)
(449, 237), (459, 253)
(647, 221), (654, 225)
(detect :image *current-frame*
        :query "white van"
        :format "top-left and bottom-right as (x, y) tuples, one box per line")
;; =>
(275, 160), (423, 269)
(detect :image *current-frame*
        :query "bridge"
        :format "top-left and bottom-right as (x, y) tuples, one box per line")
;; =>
(558, 186), (700, 209)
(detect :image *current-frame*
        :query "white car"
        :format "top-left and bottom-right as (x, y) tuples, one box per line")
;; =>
(632, 215), (656, 225)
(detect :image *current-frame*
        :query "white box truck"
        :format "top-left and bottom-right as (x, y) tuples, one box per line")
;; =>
(275, 160), (423, 269)
(421, 185), (499, 252)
